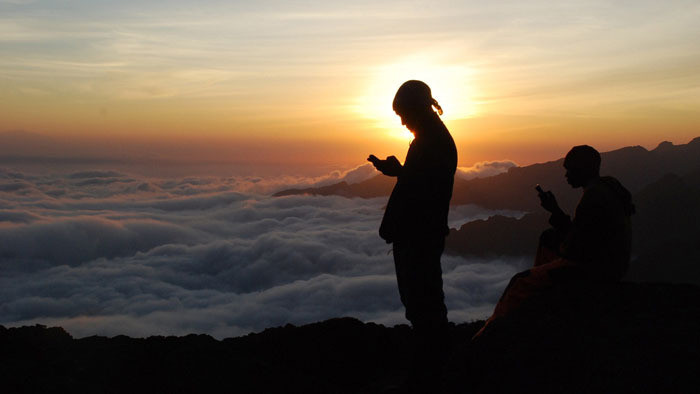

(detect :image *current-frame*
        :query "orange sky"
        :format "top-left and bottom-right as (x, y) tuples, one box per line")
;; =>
(2, 1), (699, 171)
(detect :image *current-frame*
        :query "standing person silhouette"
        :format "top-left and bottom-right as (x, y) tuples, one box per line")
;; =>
(368, 80), (457, 390)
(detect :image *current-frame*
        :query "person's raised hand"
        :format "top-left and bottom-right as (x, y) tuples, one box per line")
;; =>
(538, 190), (560, 213)
(368, 155), (402, 177)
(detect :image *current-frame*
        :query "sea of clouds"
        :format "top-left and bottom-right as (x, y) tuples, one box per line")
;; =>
(0, 161), (525, 338)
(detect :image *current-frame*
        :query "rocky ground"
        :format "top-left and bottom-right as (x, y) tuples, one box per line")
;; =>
(2, 282), (699, 393)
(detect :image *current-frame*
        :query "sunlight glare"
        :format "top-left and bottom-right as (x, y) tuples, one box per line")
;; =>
(356, 57), (477, 141)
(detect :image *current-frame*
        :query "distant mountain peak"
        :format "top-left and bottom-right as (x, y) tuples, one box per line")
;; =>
(273, 137), (700, 213)
(610, 144), (648, 154)
(653, 141), (674, 151)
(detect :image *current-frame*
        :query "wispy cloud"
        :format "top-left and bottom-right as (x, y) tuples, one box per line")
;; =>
(2, 0), (699, 161)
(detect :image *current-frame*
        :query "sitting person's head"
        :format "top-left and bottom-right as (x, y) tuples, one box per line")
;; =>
(392, 80), (443, 133)
(564, 145), (600, 188)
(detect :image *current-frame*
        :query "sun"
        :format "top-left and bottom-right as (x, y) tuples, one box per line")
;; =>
(354, 56), (478, 141)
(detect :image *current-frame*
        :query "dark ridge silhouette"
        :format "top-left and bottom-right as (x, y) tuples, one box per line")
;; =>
(2, 282), (699, 393)
(273, 175), (395, 198)
(625, 169), (700, 284)
(274, 137), (700, 213)
(452, 139), (700, 212)
(444, 212), (549, 258)
(0, 318), (479, 394)
(445, 166), (700, 285)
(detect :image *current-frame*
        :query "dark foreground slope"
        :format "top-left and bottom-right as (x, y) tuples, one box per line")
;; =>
(2, 283), (699, 394)
(0, 318), (480, 394)
(446, 282), (700, 394)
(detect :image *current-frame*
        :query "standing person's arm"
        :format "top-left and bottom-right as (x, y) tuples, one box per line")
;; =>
(368, 155), (403, 177)
(396, 138), (456, 237)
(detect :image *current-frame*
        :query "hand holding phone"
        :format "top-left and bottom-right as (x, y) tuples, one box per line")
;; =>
(535, 184), (559, 213)
(367, 154), (402, 176)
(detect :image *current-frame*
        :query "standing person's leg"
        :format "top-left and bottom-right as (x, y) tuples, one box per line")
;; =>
(412, 237), (449, 332)
(393, 238), (448, 330)
(393, 238), (449, 391)
(393, 240), (413, 323)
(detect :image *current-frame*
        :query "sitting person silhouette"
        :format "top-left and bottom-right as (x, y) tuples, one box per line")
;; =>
(368, 80), (457, 389)
(474, 145), (634, 338)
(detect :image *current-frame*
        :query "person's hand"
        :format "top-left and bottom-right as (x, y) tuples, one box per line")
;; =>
(538, 190), (560, 213)
(367, 155), (402, 177)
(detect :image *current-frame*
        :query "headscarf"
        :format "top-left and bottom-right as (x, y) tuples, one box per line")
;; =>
(392, 80), (443, 116)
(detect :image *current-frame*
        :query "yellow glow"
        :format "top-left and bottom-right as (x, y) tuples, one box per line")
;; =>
(354, 55), (478, 142)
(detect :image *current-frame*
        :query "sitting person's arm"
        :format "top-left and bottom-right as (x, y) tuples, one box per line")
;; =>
(561, 184), (613, 265)
(539, 190), (572, 232)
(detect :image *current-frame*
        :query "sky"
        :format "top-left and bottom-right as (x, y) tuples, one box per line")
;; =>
(2, 0), (700, 170)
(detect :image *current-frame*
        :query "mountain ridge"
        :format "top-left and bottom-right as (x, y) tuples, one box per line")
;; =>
(445, 166), (700, 285)
(274, 137), (700, 213)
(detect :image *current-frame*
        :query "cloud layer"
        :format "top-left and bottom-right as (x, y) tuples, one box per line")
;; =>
(0, 165), (525, 338)
(456, 160), (517, 180)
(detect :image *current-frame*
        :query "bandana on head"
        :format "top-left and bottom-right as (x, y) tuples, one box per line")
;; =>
(392, 80), (443, 116)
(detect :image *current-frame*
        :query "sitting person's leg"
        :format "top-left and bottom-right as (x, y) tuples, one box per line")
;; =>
(534, 228), (564, 267)
(474, 258), (578, 339)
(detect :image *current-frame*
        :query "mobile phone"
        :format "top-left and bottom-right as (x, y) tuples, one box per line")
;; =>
(535, 184), (544, 194)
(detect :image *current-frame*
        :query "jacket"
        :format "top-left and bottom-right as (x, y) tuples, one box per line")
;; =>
(379, 114), (457, 243)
